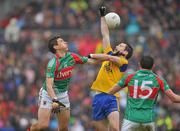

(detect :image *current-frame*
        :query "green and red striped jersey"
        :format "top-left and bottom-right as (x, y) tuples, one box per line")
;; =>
(118, 69), (170, 123)
(43, 52), (88, 94)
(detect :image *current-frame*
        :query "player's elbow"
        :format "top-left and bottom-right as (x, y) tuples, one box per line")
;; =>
(108, 89), (116, 94)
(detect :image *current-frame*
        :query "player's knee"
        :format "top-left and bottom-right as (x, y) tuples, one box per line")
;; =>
(110, 126), (119, 131)
(110, 124), (119, 131)
(38, 123), (49, 130)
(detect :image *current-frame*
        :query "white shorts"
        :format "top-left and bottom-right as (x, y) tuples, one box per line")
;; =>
(121, 119), (156, 131)
(38, 88), (70, 109)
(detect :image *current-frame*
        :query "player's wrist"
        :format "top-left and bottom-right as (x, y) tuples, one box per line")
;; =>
(52, 97), (58, 103)
(88, 54), (93, 58)
(99, 6), (106, 17)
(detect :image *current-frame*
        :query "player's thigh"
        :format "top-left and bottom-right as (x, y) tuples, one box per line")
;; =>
(56, 109), (70, 127)
(107, 111), (119, 130)
(92, 119), (108, 131)
(38, 108), (51, 126)
(144, 122), (156, 131)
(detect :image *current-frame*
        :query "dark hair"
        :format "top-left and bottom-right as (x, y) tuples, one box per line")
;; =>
(48, 36), (61, 53)
(125, 43), (133, 59)
(140, 56), (154, 69)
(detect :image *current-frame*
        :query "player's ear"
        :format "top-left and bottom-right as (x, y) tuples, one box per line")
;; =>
(124, 50), (128, 57)
(152, 64), (155, 70)
(53, 44), (57, 50)
(138, 62), (142, 69)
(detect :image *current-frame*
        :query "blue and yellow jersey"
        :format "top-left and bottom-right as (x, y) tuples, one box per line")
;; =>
(91, 45), (128, 97)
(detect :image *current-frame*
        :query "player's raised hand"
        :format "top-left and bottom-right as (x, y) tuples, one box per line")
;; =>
(99, 6), (106, 17)
(51, 98), (66, 113)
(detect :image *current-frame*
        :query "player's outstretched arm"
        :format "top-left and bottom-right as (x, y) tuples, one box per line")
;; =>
(165, 89), (180, 103)
(89, 53), (123, 66)
(86, 54), (110, 64)
(86, 58), (99, 64)
(108, 84), (122, 94)
(100, 6), (111, 50)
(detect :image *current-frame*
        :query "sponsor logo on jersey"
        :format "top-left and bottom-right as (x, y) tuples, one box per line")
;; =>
(55, 66), (74, 80)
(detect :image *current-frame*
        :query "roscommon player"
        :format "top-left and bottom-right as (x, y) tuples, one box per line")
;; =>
(90, 6), (133, 131)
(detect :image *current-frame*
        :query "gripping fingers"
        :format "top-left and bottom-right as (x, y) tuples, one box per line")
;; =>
(99, 6), (106, 16)
(51, 101), (66, 113)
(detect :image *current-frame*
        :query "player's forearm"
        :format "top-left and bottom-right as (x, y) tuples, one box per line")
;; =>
(101, 17), (109, 37)
(90, 54), (121, 66)
(86, 58), (99, 64)
(47, 87), (56, 99)
(166, 89), (180, 103)
(46, 78), (56, 98)
(101, 17), (110, 49)
(108, 84), (122, 94)
(172, 94), (180, 103)
(90, 54), (110, 61)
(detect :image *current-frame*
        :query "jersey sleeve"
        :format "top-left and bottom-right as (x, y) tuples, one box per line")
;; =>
(46, 58), (56, 78)
(71, 53), (88, 64)
(117, 74), (128, 88)
(103, 45), (113, 54)
(158, 77), (170, 92)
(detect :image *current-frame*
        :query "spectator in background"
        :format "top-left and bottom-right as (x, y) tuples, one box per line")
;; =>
(4, 18), (20, 43)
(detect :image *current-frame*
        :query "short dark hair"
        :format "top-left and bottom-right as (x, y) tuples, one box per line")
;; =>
(125, 43), (133, 59)
(48, 36), (61, 53)
(140, 56), (154, 69)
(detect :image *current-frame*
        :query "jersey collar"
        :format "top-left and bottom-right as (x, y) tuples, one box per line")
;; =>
(139, 69), (152, 73)
(55, 53), (67, 59)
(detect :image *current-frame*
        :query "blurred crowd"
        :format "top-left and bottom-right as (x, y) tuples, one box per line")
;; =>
(0, 0), (179, 131)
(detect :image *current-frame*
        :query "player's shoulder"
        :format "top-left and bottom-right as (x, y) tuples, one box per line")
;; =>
(69, 52), (87, 59)
(120, 56), (128, 64)
(119, 56), (128, 64)
(103, 45), (113, 54)
(150, 72), (166, 83)
(47, 57), (56, 67)
(127, 71), (137, 78)
(69, 52), (79, 57)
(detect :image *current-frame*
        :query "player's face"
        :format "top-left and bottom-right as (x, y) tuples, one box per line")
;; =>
(114, 43), (127, 53)
(55, 38), (68, 51)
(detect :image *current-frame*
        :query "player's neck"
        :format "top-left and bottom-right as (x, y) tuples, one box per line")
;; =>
(55, 50), (67, 58)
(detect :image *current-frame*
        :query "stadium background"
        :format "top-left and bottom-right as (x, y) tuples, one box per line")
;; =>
(0, 0), (179, 131)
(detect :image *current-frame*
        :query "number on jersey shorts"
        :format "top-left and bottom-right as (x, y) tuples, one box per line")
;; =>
(38, 88), (70, 109)
(121, 119), (156, 131)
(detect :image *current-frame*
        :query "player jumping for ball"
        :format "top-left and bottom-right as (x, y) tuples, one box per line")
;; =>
(89, 6), (133, 131)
